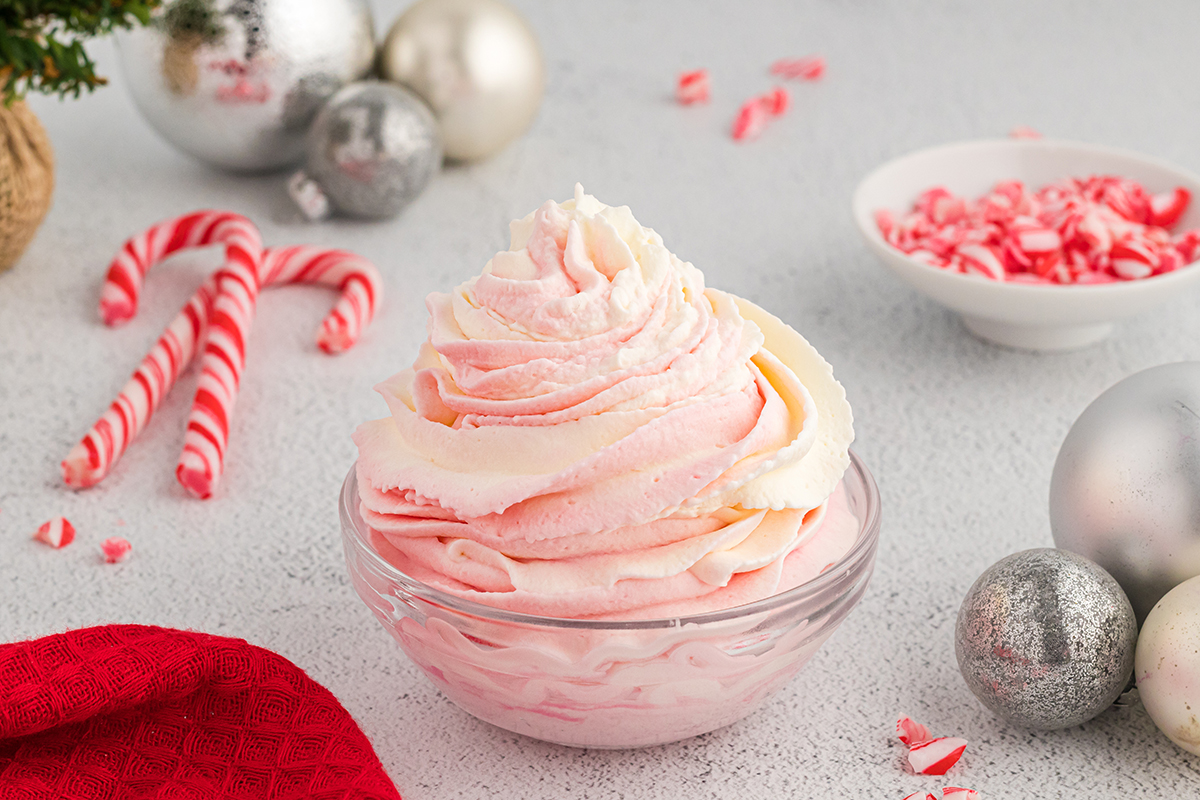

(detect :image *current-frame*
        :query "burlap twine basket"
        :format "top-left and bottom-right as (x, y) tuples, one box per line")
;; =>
(0, 100), (54, 273)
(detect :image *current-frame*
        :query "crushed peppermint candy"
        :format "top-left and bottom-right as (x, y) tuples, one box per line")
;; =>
(732, 86), (790, 141)
(896, 717), (967, 776)
(908, 737), (969, 776)
(942, 788), (980, 800)
(101, 537), (132, 564)
(33, 517), (76, 549)
(770, 55), (825, 80)
(876, 175), (1200, 284)
(676, 69), (710, 105)
(897, 716), (934, 746)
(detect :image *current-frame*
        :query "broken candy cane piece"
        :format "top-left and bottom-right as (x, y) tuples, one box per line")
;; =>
(901, 793), (937, 800)
(896, 716), (934, 747)
(676, 69), (710, 105)
(760, 86), (789, 116)
(908, 737), (968, 776)
(1149, 187), (1191, 228)
(942, 788), (980, 800)
(1110, 237), (1158, 279)
(33, 517), (76, 549)
(731, 98), (771, 141)
(770, 55), (825, 80)
(101, 537), (132, 564)
(956, 243), (1006, 280)
(731, 87), (790, 141)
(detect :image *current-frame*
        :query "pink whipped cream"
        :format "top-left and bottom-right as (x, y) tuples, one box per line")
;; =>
(354, 186), (856, 620)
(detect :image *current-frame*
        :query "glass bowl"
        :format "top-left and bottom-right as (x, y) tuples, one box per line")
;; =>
(339, 451), (881, 749)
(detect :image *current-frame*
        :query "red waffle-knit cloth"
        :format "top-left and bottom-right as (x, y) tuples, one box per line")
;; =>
(0, 624), (401, 800)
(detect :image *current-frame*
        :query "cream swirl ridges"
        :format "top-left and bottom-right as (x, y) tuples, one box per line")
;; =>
(355, 186), (854, 619)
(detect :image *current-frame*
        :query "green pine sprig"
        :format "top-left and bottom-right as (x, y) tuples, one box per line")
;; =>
(0, 1), (162, 103)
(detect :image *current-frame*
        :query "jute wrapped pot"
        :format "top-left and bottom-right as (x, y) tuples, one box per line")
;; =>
(0, 100), (54, 272)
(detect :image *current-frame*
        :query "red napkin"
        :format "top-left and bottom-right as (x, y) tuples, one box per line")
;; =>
(0, 624), (401, 799)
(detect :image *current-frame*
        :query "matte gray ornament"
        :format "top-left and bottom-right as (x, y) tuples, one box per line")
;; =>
(117, 0), (376, 172)
(955, 548), (1137, 730)
(1050, 362), (1200, 623)
(288, 82), (442, 221)
(379, 0), (545, 162)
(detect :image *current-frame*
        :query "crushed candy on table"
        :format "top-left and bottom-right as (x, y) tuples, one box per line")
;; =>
(33, 517), (75, 549)
(770, 55), (825, 80)
(876, 175), (1200, 284)
(676, 69), (710, 105)
(941, 788), (980, 800)
(732, 86), (789, 141)
(896, 717), (967, 776)
(897, 715), (934, 746)
(101, 537), (132, 564)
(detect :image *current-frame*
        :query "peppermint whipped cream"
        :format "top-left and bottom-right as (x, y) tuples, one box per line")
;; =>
(354, 186), (855, 619)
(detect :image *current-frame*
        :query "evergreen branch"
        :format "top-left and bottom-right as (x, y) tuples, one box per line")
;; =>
(0, 1), (162, 102)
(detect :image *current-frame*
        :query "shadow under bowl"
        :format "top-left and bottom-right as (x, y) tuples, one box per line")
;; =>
(339, 451), (881, 749)
(853, 139), (1200, 350)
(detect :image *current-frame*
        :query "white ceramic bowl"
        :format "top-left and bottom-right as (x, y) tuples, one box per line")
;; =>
(852, 139), (1200, 350)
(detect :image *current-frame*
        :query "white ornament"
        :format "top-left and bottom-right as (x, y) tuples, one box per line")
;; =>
(380, 0), (545, 162)
(1135, 575), (1200, 755)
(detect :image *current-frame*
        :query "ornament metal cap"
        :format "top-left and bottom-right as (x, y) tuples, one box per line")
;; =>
(288, 172), (332, 221)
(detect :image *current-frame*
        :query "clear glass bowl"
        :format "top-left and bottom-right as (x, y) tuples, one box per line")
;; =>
(339, 451), (881, 749)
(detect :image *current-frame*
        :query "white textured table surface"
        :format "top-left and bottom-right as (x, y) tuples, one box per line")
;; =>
(4, 1), (1200, 796)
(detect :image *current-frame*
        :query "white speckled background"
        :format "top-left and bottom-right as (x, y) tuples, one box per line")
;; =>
(3, 0), (1200, 796)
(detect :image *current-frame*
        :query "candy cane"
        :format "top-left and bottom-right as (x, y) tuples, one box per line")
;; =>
(62, 275), (219, 489)
(260, 245), (383, 354)
(67, 215), (383, 496)
(176, 219), (265, 499)
(99, 210), (259, 326)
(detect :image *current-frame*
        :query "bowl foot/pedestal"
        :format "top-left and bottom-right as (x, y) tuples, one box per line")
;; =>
(961, 316), (1114, 351)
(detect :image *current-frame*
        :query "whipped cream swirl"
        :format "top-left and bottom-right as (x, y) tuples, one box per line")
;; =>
(354, 186), (854, 619)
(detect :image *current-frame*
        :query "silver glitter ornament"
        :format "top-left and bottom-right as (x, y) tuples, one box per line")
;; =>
(117, 0), (376, 172)
(955, 548), (1137, 730)
(1050, 362), (1200, 623)
(288, 82), (442, 221)
(379, 0), (545, 162)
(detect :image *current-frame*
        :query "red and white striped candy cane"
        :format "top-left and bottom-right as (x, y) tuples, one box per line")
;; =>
(100, 210), (260, 326)
(261, 245), (383, 353)
(175, 218), (265, 499)
(62, 275), (219, 489)
(68, 215), (384, 496)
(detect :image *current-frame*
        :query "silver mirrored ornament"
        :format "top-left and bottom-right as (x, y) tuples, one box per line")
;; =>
(289, 82), (442, 221)
(955, 548), (1137, 730)
(1050, 362), (1200, 623)
(117, 0), (376, 172)
(380, 0), (545, 162)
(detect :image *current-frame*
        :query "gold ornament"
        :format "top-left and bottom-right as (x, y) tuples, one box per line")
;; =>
(380, 0), (545, 162)
(0, 101), (55, 273)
